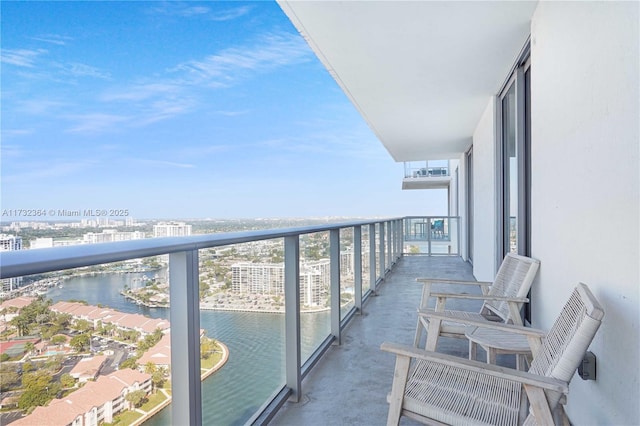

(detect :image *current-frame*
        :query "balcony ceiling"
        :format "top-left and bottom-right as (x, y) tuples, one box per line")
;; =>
(278, 1), (537, 162)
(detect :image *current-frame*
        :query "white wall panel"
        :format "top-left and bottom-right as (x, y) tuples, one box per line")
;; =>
(530, 2), (639, 423)
(471, 98), (498, 281)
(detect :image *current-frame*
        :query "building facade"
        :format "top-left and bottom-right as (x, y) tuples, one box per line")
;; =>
(280, 1), (639, 423)
(0, 234), (23, 293)
(153, 222), (192, 237)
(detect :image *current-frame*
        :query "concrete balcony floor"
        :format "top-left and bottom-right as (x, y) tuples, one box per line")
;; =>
(271, 255), (514, 425)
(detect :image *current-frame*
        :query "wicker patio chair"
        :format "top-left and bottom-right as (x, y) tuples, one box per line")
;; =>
(382, 283), (604, 426)
(414, 253), (540, 351)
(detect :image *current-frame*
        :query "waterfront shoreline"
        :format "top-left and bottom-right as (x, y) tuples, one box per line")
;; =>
(133, 341), (230, 426)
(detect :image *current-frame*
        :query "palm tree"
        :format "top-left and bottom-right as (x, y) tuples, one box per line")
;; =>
(24, 341), (35, 356)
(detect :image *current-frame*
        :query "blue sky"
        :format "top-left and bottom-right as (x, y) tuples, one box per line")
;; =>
(1, 1), (446, 220)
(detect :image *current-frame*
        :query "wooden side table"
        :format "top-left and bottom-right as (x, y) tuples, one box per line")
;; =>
(465, 325), (532, 371)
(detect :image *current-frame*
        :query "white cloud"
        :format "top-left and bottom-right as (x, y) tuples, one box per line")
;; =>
(149, 3), (252, 21)
(135, 159), (196, 169)
(30, 34), (73, 46)
(100, 83), (182, 102)
(0, 130), (33, 139)
(66, 63), (111, 80)
(171, 32), (312, 87)
(66, 113), (129, 134)
(2, 160), (98, 184)
(209, 5), (254, 21)
(17, 99), (68, 115)
(1, 48), (47, 67)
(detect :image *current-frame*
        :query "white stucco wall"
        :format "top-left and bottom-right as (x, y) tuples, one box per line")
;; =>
(470, 98), (498, 282)
(457, 152), (469, 262)
(530, 2), (639, 424)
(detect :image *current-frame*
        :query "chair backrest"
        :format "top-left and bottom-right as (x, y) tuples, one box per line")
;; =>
(483, 253), (540, 322)
(525, 283), (604, 419)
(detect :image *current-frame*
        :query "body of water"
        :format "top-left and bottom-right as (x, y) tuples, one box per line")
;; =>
(47, 271), (330, 425)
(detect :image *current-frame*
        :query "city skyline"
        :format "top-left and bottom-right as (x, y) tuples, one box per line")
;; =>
(1, 1), (447, 220)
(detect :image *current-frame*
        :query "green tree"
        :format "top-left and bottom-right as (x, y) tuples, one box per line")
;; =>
(74, 319), (93, 333)
(60, 373), (75, 388)
(24, 341), (35, 355)
(0, 363), (20, 391)
(10, 314), (31, 337)
(119, 357), (139, 370)
(70, 333), (90, 352)
(54, 313), (72, 329)
(144, 362), (157, 375)
(125, 390), (147, 408)
(151, 369), (165, 392)
(18, 370), (59, 410)
(199, 281), (210, 299)
(200, 337), (216, 359)
(51, 335), (67, 346)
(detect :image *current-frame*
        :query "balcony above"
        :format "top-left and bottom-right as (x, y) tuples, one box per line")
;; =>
(402, 161), (452, 190)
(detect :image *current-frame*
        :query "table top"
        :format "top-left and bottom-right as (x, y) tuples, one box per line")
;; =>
(465, 326), (532, 352)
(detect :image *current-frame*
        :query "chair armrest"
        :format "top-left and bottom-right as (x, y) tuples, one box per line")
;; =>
(429, 292), (529, 303)
(417, 309), (546, 337)
(416, 278), (493, 287)
(380, 342), (567, 393)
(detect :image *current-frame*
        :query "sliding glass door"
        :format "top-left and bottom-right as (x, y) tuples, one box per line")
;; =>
(499, 54), (531, 261)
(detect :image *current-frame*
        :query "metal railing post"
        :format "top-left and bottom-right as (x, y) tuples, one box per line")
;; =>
(398, 219), (404, 259)
(427, 217), (432, 256)
(369, 224), (377, 294)
(386, 220), (392, 269)
(329, 229), (341, 344)
(284, 235), (301, 402)
(379, 222), (386, 278)
(457, 216), (461, 256)
(169, 250), (202, 426)
(353, 226), (363, 313)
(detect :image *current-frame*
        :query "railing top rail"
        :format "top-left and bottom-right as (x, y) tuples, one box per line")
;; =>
(403, 216), (460, 220)
(0, 218), (402, 279)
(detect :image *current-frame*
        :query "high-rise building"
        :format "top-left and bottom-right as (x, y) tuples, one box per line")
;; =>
(0, 234), (23, 293)
(231, 259), (333, 307)
(153, 222), (192, 237)
(231, 263), (285, 295)
(82, 229), (146, 244)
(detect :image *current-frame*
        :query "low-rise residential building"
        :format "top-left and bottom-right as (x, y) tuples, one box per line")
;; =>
(12, 369), (152, 426)
(138, 332), (171, 370)
(70, 355), (108, 383)
(51, 301), (170, 336)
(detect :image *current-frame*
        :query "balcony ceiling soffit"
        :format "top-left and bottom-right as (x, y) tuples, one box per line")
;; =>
(278, 1), (537, 162)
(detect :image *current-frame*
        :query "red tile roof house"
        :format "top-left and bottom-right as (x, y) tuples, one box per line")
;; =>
(0, 296), (35, 310)
(138, 332), (172, 370)
(51, 301), (170, 337)
(0, 297), (35, 333)
(70, 355), (108, 383)
(11, 369), (151, 426)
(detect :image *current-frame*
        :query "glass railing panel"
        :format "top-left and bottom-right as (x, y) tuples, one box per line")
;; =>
(403, 161), (451, 178)
(1, 259), (170, 425)
(339, 228), (355, 319)
(0, 218), (405, 424)
(195, 240), (286, 425)
(402, 217), (460, 256)
(299, 231), (331, 364)
(374, 223), (381, 281)
(360, 226), (371, 298)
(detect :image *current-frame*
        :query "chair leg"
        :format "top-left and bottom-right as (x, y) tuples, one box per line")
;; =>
(487, 348), (497, 365)
(387, 354), (411, 426)
(424, 318), (441, 351)
(469, 340), (477, 361)
(553, 404), (571, 426)
(414, 317), (424, 347)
